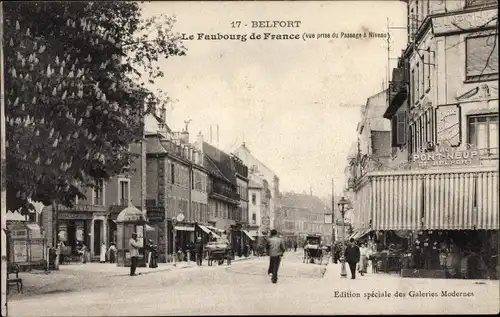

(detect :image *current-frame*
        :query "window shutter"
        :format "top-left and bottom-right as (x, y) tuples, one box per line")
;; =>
(396, 111), (407, 145)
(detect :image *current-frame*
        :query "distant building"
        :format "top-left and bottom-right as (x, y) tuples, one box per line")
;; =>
(233, 143), (280, 231)
(276, 192), (332, 245)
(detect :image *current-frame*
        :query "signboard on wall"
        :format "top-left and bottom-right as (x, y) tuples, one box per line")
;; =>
(412, 146), (480, 168)
(436, 105), (461, 147)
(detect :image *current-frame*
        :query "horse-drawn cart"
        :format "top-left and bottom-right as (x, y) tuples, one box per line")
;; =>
(205, 241), (230, 266)
(303, 234), (324, 265)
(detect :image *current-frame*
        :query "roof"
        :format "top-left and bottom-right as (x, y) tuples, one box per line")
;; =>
(146, 136), (167, 155)
(203, 142), (236, 185)
(248, 179), (263, 189)
(233, 144), (279, 181)
(280, 193), (331, 213)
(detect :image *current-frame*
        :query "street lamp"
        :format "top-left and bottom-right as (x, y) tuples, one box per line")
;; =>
(337, 196), (349, 278)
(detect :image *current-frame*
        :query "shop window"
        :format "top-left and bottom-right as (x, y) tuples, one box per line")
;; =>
(93, 179), (104, 205)
(468, 114), (499, 155)
(466, 34), (498, 81)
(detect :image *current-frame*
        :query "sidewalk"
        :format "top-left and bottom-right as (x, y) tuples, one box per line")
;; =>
(57, 254), (255, 275)
(323, 260), (500, 288)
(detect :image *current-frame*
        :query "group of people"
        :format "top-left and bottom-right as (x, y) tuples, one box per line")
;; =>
(339, 238), (371, 279)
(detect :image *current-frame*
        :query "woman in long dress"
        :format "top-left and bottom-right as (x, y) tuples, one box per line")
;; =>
(100, 242), (107, 263)
(359, 243), (368, 275)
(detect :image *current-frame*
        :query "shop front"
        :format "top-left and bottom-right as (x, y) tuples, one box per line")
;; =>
(58, 211), (92, 261)
(351, 164), (498, 279)
(146, 207), (166, 262)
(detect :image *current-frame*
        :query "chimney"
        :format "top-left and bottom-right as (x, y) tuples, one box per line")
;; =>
(196, 132), (204, 165)
(180, 130), (189, 144)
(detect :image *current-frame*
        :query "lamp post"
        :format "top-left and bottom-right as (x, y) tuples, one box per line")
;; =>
(338, 196), (349, 278)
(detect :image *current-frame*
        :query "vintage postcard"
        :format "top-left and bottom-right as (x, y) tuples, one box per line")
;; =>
(1, 0), (499, 316)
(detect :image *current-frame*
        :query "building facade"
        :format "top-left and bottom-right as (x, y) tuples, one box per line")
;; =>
(42, 140), (146, 261)
(233, 143), (280, 231)
(276, 192), (332, 245)
(344, 0), (499, 278)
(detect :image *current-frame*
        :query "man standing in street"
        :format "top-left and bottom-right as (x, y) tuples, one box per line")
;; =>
(194, 237), (204, 266)
(345, 238), (360, 279)
(266, 229), (286, 284)
(129, 232), (141, 276)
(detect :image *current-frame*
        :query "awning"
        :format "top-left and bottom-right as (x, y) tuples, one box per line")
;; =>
(198, 225), (220, 238)
(175, 226), (194, 232)
(368, 167), (498, 230)
(353, 229), (372, 240)
(242, 230), (255, 241)
(145, 224), (155, 232)
(206, 225), (225, 233)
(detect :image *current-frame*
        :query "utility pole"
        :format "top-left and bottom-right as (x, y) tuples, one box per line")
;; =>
(1, 3), (9, 315)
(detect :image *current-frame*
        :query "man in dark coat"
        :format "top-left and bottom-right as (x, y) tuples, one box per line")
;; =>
(344, 238), (360, 279)
(266, 229), (286, 284)
(194, 237), (204, 266)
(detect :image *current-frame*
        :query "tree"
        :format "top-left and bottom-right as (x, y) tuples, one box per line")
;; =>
(3, 2), (186, 212)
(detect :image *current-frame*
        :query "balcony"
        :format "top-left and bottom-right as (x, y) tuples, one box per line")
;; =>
(209, 183), (240, 202)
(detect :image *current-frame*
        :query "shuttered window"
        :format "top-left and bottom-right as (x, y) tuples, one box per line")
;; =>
(466, 35), (498, 80)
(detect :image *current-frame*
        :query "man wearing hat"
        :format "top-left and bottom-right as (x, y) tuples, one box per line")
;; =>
(129, 232), (141, 276)
(194, 236), (204, 266)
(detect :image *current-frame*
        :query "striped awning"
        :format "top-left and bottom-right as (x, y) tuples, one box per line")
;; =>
(367, 167), (498, 231)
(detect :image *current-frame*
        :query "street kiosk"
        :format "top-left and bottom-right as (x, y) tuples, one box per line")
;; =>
(115, 203), (147, 268)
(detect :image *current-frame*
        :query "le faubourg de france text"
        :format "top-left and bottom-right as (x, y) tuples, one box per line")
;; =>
(180, 31), (387, 42)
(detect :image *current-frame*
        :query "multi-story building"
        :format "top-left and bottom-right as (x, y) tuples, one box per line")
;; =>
(345, 0), (499, 278)
(233, 143), (280, 231)
(276, 192), (332, 245)
(202, 140), (250, 255)
(41, 140), (146, 261)
(144, 112), (211, 262)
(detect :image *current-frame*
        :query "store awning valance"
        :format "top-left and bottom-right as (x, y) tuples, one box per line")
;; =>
(368, 167), (498, 230)
(175, 226), (194, 232)
(242, 230), (255, 241)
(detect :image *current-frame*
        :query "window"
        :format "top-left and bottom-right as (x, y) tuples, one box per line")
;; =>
(419, 62), (424, 98)
(465, 0), (498, 8)
(252, 213), (256, 224)
(119, 180), (129, 205)
(466, 34), (498, 81)
(171, 163), (175, 184)
(425, 47), (431, 92)
(411, 69), (416, 106)
(468, 114), (499, 155)
(252, 193), (257, 205)
(93, 179), (104, 205)
(392, 111), (407, 147)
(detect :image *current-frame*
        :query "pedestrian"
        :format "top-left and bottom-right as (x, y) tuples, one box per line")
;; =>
(79, 244), (88, 264)
(226, 247), (233, 266)
(100, 242), (107, 263)
(148, 240), (158, 269)
(266, 229), (286, 284)
(108, 243), (117, 264)
(294, 241), (297, 252)
(345, 238), (360, 279)
(359, 242), (368, 276)
(194, 237), (204, 266)
(129, 232), (141, 276)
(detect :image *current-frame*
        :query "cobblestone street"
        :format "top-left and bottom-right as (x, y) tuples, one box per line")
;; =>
(8, 251), (499, 316)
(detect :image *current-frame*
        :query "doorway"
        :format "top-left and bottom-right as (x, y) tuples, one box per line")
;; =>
(93, 220), (102, 255)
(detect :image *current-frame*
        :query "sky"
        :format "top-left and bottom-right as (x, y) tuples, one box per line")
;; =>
(141, 1), (407, 198)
